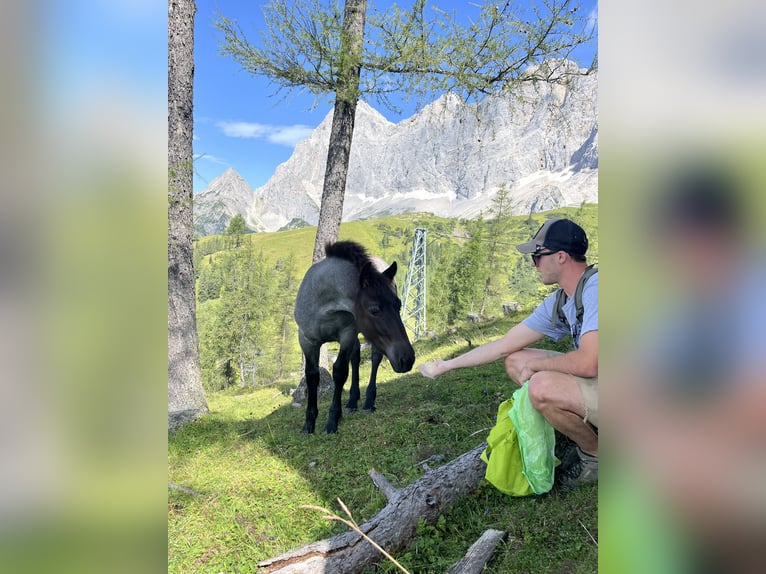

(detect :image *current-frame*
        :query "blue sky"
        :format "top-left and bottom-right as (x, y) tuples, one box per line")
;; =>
(193, 0), (597, 193)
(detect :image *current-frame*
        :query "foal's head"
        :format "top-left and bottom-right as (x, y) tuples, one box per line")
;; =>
(354, 261), (415, 373)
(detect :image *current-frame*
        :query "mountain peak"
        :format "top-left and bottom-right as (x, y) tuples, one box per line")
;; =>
(195, 68), (597, 235)
(194, 167), (258, 236)
(212, 166), (244, 182)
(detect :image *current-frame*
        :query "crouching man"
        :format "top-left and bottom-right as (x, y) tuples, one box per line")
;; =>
(418, 218), (598, 489)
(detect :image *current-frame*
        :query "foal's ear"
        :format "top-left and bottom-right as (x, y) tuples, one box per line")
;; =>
(382, 261), (397, 280)
(359, 261), (374, 288)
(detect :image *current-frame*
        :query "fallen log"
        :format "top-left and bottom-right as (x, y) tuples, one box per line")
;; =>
(446, 529), (507, 574)
(258, 443), (487, 573)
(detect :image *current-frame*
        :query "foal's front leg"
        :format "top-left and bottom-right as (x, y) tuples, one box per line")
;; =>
(345, 338), (362, 412)
(363, 343), (384, 412)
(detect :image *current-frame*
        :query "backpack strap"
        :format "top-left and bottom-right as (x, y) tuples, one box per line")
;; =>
(551, 265), (598, 329)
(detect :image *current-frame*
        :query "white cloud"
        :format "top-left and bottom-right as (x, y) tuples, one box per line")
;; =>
(217, 121), (271, 138)
(267, 125), (314, 146)
(216, 121), (313, 147)
(194, 153), (228, 166)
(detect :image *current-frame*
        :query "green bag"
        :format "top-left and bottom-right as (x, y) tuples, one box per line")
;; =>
(509, 382), (558, 494)
(481, 382), (558, 496)
(481, 398), (533, 496)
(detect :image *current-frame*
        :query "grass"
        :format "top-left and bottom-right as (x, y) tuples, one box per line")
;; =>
(195, 205), (598, 272)
(168, 315), (597, 573)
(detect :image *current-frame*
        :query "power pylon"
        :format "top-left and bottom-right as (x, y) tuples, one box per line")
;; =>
(402, 228), (427, 340)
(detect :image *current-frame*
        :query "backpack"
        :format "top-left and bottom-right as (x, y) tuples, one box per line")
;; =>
(551, 265), (598, 330)
(481, 383), (558, 496)
(481, 397), (533, 496)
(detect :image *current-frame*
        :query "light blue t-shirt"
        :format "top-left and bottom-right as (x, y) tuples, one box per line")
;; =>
(523, 272), (598, 349)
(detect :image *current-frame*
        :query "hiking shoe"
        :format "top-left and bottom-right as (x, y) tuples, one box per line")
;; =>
(554, 431), (578, 465)
(555, 446), (598, 490)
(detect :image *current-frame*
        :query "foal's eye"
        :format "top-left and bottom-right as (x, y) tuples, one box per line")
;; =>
(368, 306), (381, 316)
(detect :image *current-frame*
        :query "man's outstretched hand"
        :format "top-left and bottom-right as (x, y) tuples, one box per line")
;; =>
(418, 359), (450, 379)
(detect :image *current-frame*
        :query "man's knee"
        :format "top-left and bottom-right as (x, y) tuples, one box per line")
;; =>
(528, 371), (555, 410)
(504, 352), (525, 381)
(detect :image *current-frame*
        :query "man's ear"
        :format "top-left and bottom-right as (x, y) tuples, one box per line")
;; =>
(382, 261), (397, 280)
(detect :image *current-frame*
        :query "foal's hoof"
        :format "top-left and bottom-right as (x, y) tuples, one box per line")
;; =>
(362, 407), (376, 414)
(345, 399), (359, 411)
(325, 424), (339, 434)
(301, 422), (315, 434)
(345, 406), (358, 414)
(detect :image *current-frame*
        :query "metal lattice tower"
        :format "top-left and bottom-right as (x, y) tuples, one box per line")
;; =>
(402, 228), (427, 340)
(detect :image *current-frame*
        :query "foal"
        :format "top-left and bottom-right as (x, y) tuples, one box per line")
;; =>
(294, 241), (415, 433)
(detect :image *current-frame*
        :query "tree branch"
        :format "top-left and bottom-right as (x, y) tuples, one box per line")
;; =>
(368, 469), (399, 501)
(446, 529), (508, 574)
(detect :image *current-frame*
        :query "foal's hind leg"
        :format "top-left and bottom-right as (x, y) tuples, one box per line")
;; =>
(363, 344), (384, 412)
(299, 333), (321, 434)
(326, 330), (356, 433)
(345, 338), (362, 412)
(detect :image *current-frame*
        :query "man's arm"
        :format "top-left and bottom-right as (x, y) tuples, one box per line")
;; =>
(524, 330), (598, 380)
(418, 322), (544, 379)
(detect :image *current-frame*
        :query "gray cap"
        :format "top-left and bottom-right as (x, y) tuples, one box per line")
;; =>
(516, 218), (588, 256)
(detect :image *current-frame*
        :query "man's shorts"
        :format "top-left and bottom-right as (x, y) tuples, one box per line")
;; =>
(543, 350), (598, 428)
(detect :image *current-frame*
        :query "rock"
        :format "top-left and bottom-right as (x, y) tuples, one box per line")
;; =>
(467, 313), (481, 323)
(292, 367), (334, 403)
(168, 409), (204, 433)
(502, 302), (522, 315)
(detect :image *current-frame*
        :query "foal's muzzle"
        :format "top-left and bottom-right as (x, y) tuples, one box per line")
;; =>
(387, 344), (415, 373)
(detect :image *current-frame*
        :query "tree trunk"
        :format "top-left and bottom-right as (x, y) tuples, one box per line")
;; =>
(308, 0), (367, 373)
(168, 0), (208, 428)
(311, 0), (367, 263)
(479, 275), (491, 318)
(258, 443), (487, 573)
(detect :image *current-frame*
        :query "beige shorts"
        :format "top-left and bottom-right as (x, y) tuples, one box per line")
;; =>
(574, 375), (598, 428)
(543, 350), (598, 428)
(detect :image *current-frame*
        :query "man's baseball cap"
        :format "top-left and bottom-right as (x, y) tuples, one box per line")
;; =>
(515, 218), (588, 256)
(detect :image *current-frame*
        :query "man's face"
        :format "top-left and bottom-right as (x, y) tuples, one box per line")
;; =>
(531, 249), (560, 285)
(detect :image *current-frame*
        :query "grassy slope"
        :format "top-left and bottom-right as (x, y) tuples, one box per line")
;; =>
(169, 316), (597, 573)
(195, 205), (598, 272)
(195, 204), (597, 364)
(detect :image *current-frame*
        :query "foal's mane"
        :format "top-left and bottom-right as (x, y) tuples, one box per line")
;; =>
(325, 241), (373, 271)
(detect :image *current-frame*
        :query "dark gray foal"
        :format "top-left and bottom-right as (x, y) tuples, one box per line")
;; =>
(294, 241), (415, 434)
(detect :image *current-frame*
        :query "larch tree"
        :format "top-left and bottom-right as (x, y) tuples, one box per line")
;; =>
(215, 0), (594, 262)
(478, 182), (513, 317)
(225, 213), (248, 248)
(168, 0), (209, 428)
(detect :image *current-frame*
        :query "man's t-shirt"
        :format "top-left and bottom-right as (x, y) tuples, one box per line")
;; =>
(523, 272), (598, 349)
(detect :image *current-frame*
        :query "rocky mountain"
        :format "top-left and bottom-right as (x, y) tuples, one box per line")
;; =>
(194, 167), (259, 236)
(196, 62), (597, 235)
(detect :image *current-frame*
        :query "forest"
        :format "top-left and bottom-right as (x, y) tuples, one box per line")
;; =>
(194, 201), (598, 392)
